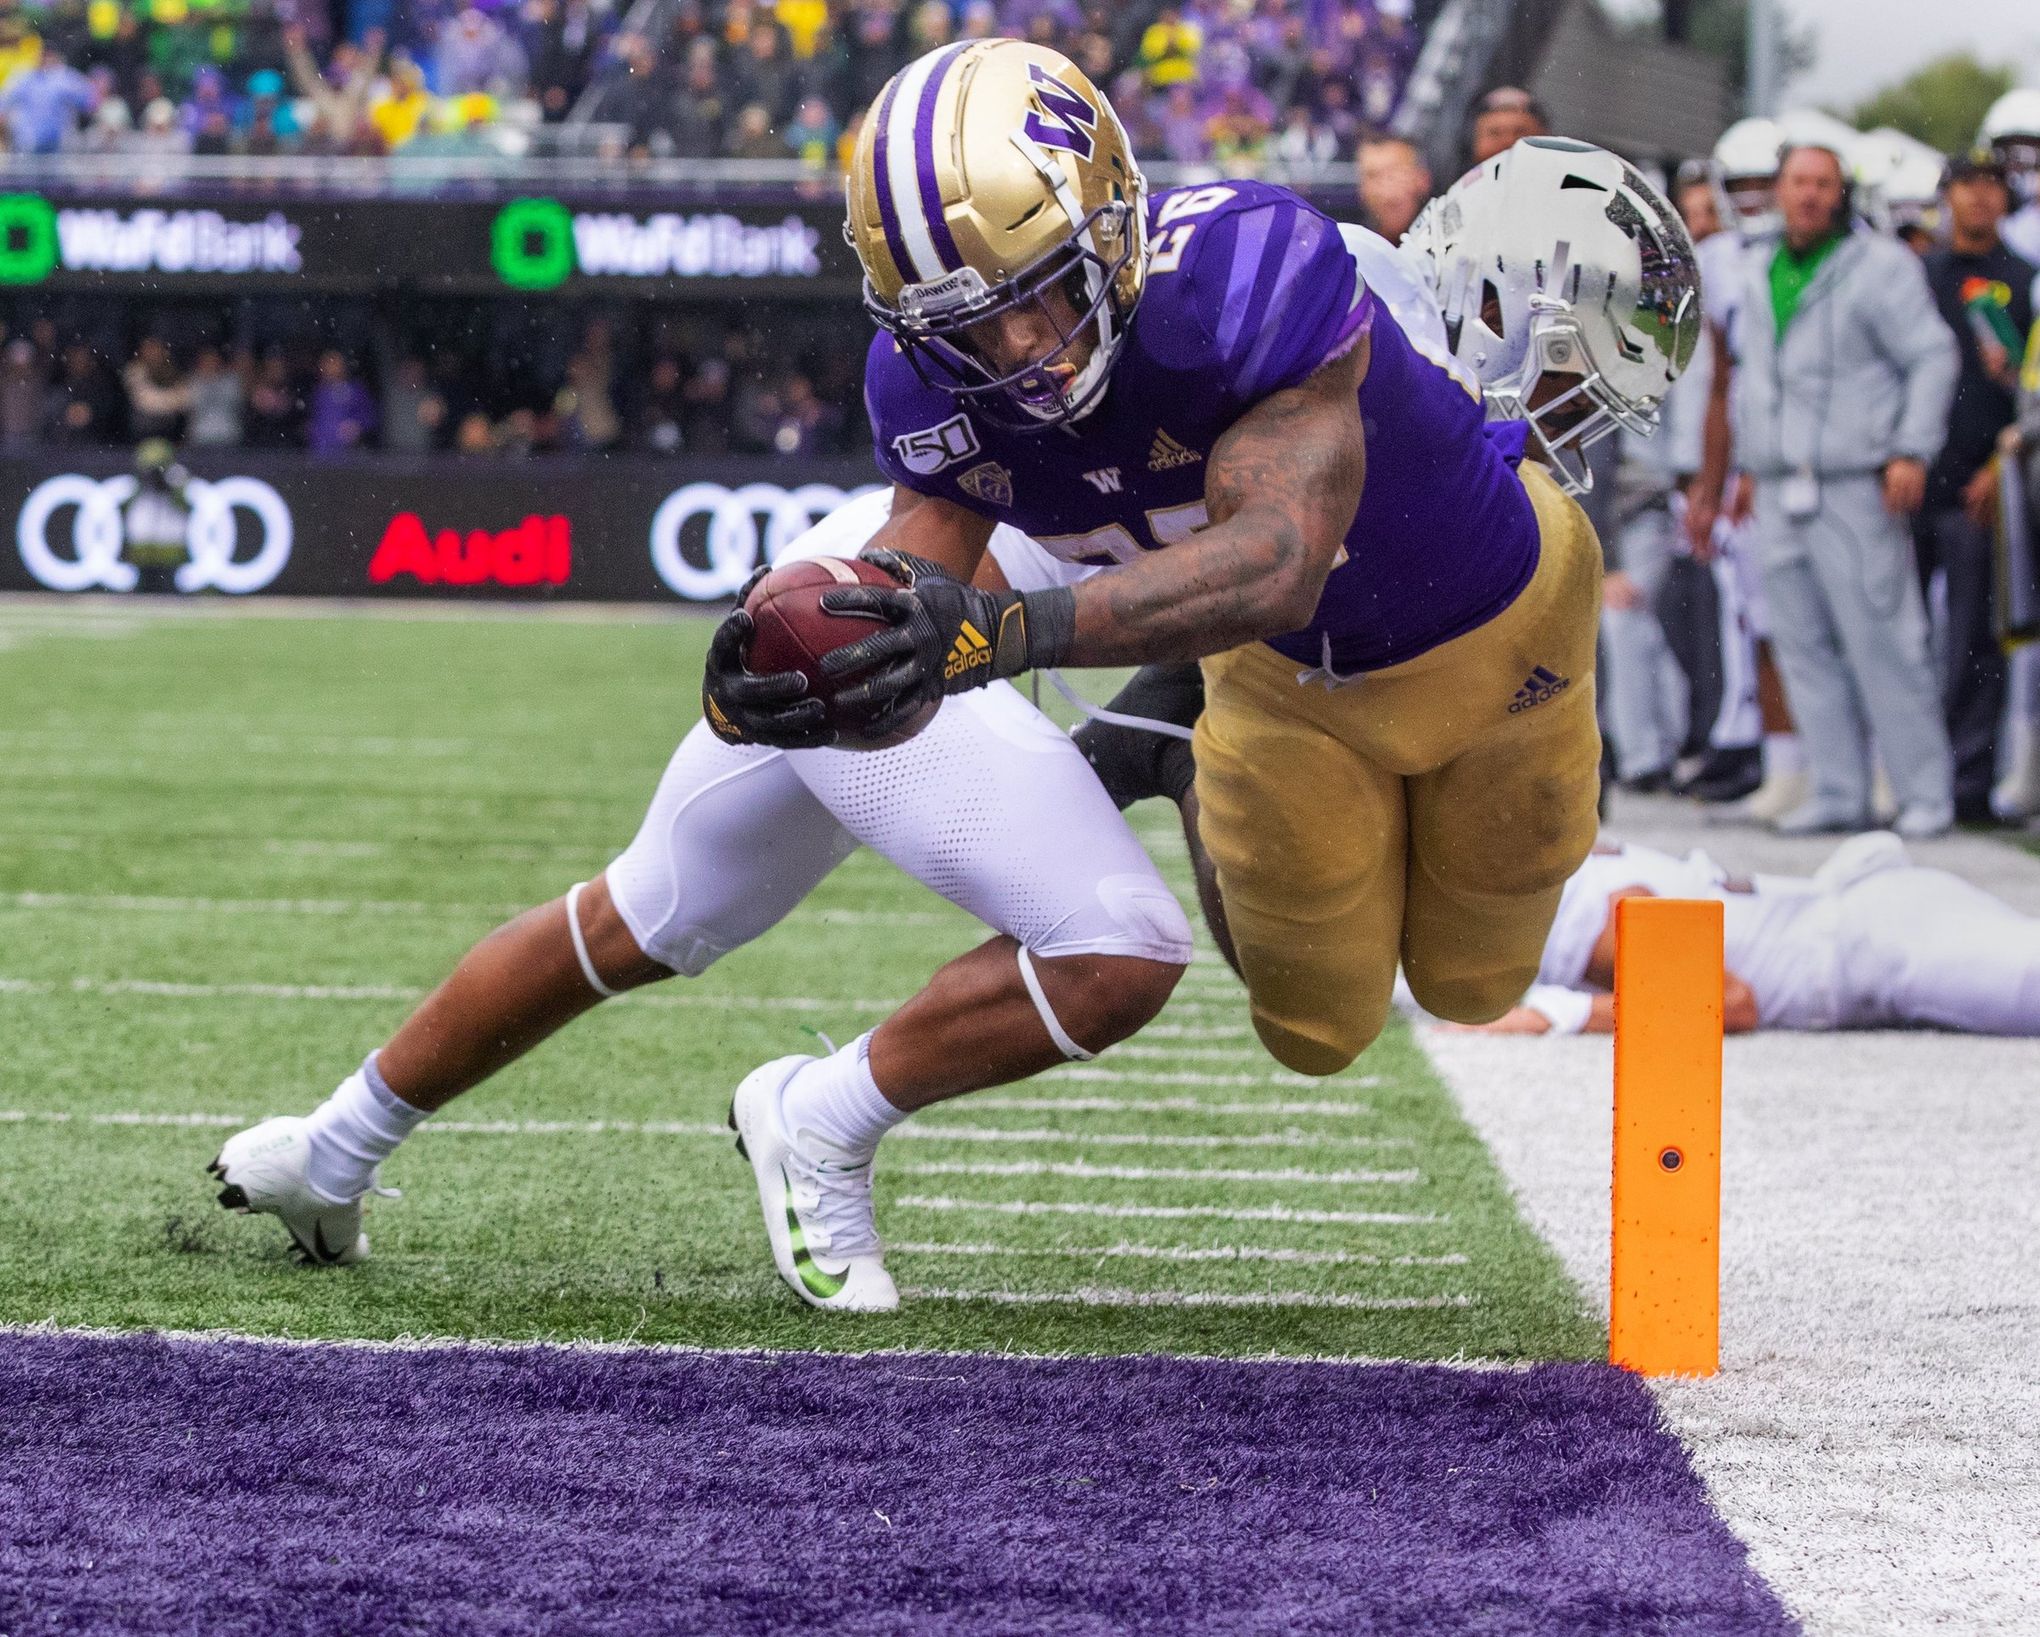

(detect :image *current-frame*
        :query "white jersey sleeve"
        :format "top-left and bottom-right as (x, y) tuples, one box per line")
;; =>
(774, 486), (1094, 592)
(1338, 222), (1476, 393)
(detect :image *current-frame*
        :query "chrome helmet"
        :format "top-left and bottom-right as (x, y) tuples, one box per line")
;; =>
(846, 40), (1147, 430)
(1407, 137), (1703, 494)
(1712, 115), (1784, 239)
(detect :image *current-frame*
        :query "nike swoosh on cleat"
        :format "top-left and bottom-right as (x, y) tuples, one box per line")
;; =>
(782, 1168), (849, 1299)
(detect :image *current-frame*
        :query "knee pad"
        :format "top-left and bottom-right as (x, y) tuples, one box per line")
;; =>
(1034, 874), (1195, 967)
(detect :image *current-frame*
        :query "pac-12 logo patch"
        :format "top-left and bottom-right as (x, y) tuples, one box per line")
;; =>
(957, 460), (1015, 508)
(891, 414), (979, 476)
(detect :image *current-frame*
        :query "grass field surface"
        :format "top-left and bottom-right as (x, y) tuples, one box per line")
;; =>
(0, 601), (1596, 1363)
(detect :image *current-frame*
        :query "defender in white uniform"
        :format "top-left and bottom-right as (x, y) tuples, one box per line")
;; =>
(1462, 834), (2040, 1036)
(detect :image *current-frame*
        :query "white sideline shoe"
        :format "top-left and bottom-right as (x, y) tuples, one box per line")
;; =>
(208, 1116), (391, 1266)
(1734, 768), (1807, 825)
(1994, 726), (2040, 821)
(729, 1056), (898, 1314)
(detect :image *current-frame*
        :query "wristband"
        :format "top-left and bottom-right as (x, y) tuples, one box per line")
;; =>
(1521, 984), (1594, 1036)
(1017, 585), (1077, 672)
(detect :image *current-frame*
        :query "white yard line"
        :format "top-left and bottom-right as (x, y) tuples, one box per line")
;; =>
(0, 976), (905, 1012)
(895, 1159), (1420, 1186)
(961, 1094), (1376, 1118)
(890, 1241), (1469, 1268)
(1421, 793), (2040, 1637)
(1048, 1066), (1321, 1088)
(900, 1286), (1474, 1311)
(896, 1195), (1442, 1226)
(900, 1123), (1401, 1151)
(1135, 1024), (1259, 1040)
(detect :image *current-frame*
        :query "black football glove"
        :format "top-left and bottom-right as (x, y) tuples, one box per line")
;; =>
(817, 548), (1076, 702)
(701, 606), (832, 748)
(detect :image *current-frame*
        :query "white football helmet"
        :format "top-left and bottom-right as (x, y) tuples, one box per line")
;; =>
(1981, 87), (2040, 201)
(1852, 127), (1946, 236)
(1405, 137), (1702, 495)
(1712, 116), (1783, 239)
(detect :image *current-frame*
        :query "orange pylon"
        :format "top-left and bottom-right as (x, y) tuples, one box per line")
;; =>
(1610, 896), (1723, 1378)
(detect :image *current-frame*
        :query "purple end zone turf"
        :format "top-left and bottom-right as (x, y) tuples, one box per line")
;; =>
(0, 1333), (1796, 1637)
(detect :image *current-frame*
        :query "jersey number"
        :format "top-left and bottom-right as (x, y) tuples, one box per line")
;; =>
(1146, 187), (1237, 276)
(1040, 502), (1211, 567)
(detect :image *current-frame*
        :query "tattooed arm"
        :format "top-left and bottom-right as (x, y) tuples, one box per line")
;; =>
(1065, 332), (1369, 665)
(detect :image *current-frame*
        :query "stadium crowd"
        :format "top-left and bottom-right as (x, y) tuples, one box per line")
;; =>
(0, 302), (873, 456)
(0, 0), (1419, 164)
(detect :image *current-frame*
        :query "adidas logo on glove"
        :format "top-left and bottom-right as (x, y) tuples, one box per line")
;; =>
(945, 621), (994, 682)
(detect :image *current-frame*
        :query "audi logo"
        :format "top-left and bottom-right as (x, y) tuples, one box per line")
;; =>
(649, 480), (884, 600)
(17, 473), (293, 594)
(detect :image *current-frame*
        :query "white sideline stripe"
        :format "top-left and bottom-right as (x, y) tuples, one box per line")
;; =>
(0, 1110), (1402, 1154)
(896, 1160), (1420, 1186)
(0, 1320), (1535, 1371)
(898, 1195), (1442, 1226)
(0, 890), (964, 930)
(1049, 1067), (1321, 1088)
(962, 1095), (1379, 1119)
(0, 976), (906, 1012)
(890, 1241), (1470, 1268)
(901, 1286), (1475, 1312)
(904, 1124), (1399, 1151)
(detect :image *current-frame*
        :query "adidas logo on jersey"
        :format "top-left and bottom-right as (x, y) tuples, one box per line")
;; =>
(1508, 666), (1571, 714)
(1148, 430), (1202, 470)
(945, 620), (994, 682)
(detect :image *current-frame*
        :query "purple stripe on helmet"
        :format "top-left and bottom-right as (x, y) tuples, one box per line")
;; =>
(870, 69), (913, 287)
(913, 43), (972, 275)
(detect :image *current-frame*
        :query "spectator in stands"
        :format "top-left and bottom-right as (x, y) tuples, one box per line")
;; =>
(368, 54), (432, 149)
(286, 25), (383, 150)
(726, 100), (789, 160)
(665, 39), (726, 157)
(123, 338), (189, 443)
(0, 42), (95, 153)
(453, 407), (498, 455)
(0, 339), (43, 449)
(632, 355), (687, 453)
(243, 352), (302, 448)
(382, 356), (447, 454)
(1920, 150), (2036, 823)
(185, 346), (245, 448)
(556, 324), (621, 450)
(1356, 133), (1432, 244)
(1734, 141), (1960, 836)
(435, 6), (527, 96)
(730, 19), (797, 126)
(306, 350), (376, 457)
(524, 0), (605, 120)
(44, 343), (120, 445)
(782, 92), (838, 168)
(133, 95), (189, 156)
(1469, 85), (1545, 165)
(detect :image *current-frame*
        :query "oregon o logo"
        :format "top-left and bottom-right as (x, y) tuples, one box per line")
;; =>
(17, 473), (293, 593)
(0, 194), (58, 285)
(491, 197), (576, 291)
(649, 482), (884, 600)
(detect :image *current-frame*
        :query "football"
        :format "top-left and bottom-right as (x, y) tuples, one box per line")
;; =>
(744, 556), (937, 748)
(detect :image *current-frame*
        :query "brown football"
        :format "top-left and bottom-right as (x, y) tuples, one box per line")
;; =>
(743, 556), (936, 749)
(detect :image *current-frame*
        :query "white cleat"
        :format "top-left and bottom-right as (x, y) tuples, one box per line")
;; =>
(729, 1056), (898, 1314)
(208, 1116), (389, 1266)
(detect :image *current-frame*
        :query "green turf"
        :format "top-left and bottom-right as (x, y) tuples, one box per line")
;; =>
(0, 601), (1598, 1361)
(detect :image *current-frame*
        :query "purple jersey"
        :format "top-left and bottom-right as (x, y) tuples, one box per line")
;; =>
(865, 179), (1542, 675)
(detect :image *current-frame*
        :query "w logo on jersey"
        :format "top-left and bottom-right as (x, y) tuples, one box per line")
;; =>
(1022, 64), (1097, 160)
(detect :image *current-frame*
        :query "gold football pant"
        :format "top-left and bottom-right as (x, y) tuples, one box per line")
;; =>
(1192, 464), (1603, 1075)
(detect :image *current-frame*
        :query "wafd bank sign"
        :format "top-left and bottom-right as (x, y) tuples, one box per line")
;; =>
(0, 192), (855, 291)
(0, 456), (882, 601)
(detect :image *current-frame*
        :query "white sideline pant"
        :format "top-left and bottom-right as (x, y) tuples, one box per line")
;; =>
(1834, 865), (2040, 1035)
(606, 685), (1194, 979)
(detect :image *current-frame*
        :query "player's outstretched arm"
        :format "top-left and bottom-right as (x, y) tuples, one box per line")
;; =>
(1069, 334), (1369, 665)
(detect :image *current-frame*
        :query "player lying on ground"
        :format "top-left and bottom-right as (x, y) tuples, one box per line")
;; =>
(708, 50), (1700, 1081)
(1444, 834), (2040, 1036)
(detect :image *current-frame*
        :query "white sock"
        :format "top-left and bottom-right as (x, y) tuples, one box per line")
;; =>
(1763, 733), (1805, 777)
(776, 1032), (906, 1160)
(303, 1053), (430, 1202)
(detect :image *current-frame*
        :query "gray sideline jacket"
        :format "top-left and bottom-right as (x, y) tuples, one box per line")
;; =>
(1730, 229), (1958, 480)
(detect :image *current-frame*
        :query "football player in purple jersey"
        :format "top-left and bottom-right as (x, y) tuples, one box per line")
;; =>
(708, 43), (1700, 1086)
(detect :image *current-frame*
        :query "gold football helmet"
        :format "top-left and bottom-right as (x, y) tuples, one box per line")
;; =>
(846, 39), (1147, 428)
